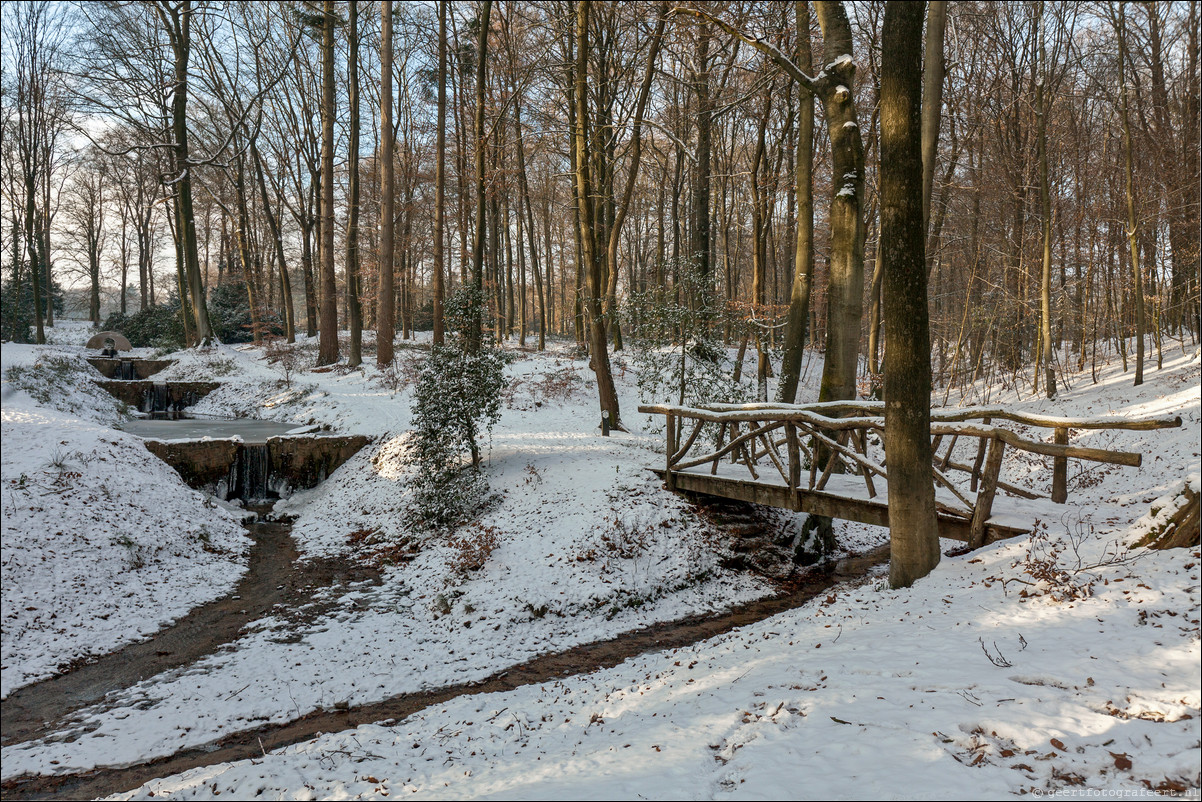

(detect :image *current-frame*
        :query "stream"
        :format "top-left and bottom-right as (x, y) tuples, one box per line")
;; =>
(0, 542), (888, 801)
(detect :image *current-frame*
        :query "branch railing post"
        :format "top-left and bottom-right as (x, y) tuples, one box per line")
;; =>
(969, 435), (1006, 549)
(786, 422), (801, 493)
(1052, 426), (1068, 503)
(665, 412), (676, 491)
(970, 416), (992, 492)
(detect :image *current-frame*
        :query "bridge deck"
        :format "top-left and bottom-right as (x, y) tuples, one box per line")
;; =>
(651, 467), (1028, 544)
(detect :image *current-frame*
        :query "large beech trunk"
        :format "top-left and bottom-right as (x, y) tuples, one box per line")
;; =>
(880, 0), (940, 589)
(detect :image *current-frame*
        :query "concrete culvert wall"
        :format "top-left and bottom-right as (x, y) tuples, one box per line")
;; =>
(141, 434), (369, 501)
(87, 358), (174, 380)
(96, 381), (221, 410)
(267, 435), (371, 497)
(143, 439), (241, 489)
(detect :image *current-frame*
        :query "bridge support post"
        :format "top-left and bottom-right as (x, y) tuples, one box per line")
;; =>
(969, 436), (1006, 549)
(1051, 427), (1068, 503)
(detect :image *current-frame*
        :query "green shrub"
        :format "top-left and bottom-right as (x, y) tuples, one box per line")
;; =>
(408, 287), (509, 530)
(1, 275), (64, 343)
(103, 301), (186, 349)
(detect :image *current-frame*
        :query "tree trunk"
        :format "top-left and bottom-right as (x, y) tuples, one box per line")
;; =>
(346, 0), (363, 367)
(23, 174), (45, 344)
(881, 0), (939, 589)
(691, 19), (713, 287)
(468, 0), (492, 352)
(234, 149), (263, 342)
(432, 0), (447, 345)
(603, 2), (668, 327)
(378, 0), (396, 366)
(751, 87), (772, 402)
(162, 1), (212, 345)
(252, 143), (295, 342)
(514, 96), (546, 350)
(921, 0), (946, 237)
(573, 0), (621, 428)
(777, 3), (815, 403)
(316, 0), (339, 365)
(813, 2), (866, 404)
(1035, 1), (1056, 397)
(1117, 1), (1144, 386)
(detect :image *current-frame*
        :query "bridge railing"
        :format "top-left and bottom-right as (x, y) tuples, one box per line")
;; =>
(638, 401), (1181, 548)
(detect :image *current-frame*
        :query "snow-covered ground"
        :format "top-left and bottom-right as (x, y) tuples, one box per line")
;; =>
(2, 323), (1199, 798)
(1, 328), (784, 780)
(1, 326), (251, 696)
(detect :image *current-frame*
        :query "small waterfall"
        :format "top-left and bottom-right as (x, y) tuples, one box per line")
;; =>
(117, 360), (137, 380)
(230, 444), (272, 501)
(145, 383), (170, 419)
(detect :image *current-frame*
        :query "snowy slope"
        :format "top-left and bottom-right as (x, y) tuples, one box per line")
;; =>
(101, 346), (1199, 799)
(1, 341), (250, 697)
(0, 334), (778, 778)
(2, 326), (1197, 798)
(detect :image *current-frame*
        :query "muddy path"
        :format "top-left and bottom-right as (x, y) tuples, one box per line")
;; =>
(0, 508), (381, 749)
(0, 545), (889, 802)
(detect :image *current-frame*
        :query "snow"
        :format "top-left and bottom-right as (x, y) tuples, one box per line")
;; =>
(1, 331), (250, 697)
(110, 542), (1200, 799)
(1, 329), (776, 780)
(826, 55), (855, 72)
(2, 324), (1199, 799)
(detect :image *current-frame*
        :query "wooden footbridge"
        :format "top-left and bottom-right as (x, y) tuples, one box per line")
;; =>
(639, 401), (1182, 549)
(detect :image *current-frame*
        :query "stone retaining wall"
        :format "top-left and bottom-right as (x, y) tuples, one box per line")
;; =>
(141, 434), (369, 499)
(95, 381), (221, 410)
(87, 358), (174, 380)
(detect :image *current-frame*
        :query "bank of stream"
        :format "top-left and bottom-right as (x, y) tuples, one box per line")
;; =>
(0, 545), (889, 801)
(0, 506), (381, 750)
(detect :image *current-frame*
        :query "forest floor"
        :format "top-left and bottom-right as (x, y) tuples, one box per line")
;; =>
(0, 322), (1198, 799)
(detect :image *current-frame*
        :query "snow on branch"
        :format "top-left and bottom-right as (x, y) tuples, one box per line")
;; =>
(669, 6), (818, 93)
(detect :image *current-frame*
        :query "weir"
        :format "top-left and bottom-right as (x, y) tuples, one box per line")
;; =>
(95, 380), (220, 415)
(144, 383), (172, 418)
(87, 357), (173, 380)
(126, 428), (370, 502)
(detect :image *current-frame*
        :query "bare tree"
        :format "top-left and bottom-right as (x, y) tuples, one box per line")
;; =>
(1114, 1), (1145, 386)
(377, 0), (396, 366)
(468, 0), (493, 352)
(346, 0), (363, 367)
(777, 1), (815, 403)
(316, 0), (339, 365)
(4, 1), (71, 342)
(679, 1), (867, 405)
(432, 0), (447, 346)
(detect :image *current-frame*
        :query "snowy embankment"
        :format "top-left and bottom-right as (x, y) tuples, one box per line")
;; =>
(1, 326), (1197, 798)
(105, 345), (1198, 799)
(0, 333), (780, 780)
(1, 336), (250, 698)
